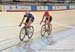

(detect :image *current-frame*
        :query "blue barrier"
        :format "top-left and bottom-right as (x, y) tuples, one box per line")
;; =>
(31, 5), (37, 11)
(48, 5), (52, 10)
(30, 5), (75, 11)
(4, 5), (75, 12)
(67, 4), (70, 10)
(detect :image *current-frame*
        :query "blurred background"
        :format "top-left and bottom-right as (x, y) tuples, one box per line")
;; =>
(0, 0), (75, 5)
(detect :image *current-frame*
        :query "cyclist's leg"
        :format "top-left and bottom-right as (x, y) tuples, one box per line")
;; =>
(26, 18), (33, 28)
(25, 18), (30, 28)
(45, 17), (50, 31)
(45, 18), (48, 31)
(50, 16), (52, 26)
(48, 16), (52, 31)
(48, 16), (52, 35)
(48, 22), (50, 30)
(24, 18), (29, 35)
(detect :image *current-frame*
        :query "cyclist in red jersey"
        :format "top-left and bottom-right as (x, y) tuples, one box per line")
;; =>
(40, 11), (52, 31)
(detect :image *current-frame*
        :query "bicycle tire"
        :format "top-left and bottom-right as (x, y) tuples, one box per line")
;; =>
(41, 25), (46, 37)
(27, 26), (34, 39)
(19, 27), (26, 41)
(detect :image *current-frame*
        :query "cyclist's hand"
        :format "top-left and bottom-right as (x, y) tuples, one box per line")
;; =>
(19, 24), (21, 27)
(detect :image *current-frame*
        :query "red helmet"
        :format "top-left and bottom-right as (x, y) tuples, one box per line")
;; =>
(45, 10), (49, 15)
(45, 10), (49, 14)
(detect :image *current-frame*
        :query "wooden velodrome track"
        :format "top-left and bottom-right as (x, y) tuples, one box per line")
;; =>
(0, 10), (75, 52)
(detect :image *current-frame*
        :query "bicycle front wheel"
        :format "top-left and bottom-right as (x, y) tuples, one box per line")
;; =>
(41, 25), (46, 37)
(27, 26), (34, 39)
(19, 27), (26, 41)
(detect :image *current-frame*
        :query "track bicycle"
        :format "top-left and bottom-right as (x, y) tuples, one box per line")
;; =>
(40, 21), (52, 37)
(19, 23), (34, 41)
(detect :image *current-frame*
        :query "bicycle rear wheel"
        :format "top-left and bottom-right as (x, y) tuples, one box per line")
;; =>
(19, 27), (26, 41)
(41, 25), (46, 37)
(27, 26), (34, 39)
(47, 24), (52, 35)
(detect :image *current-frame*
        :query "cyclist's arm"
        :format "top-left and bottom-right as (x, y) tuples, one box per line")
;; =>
(21, 17), (25, 23)
(19, 16), (25, 26)
(20, 14), (27, 24)
(41, 16), (44, 22)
